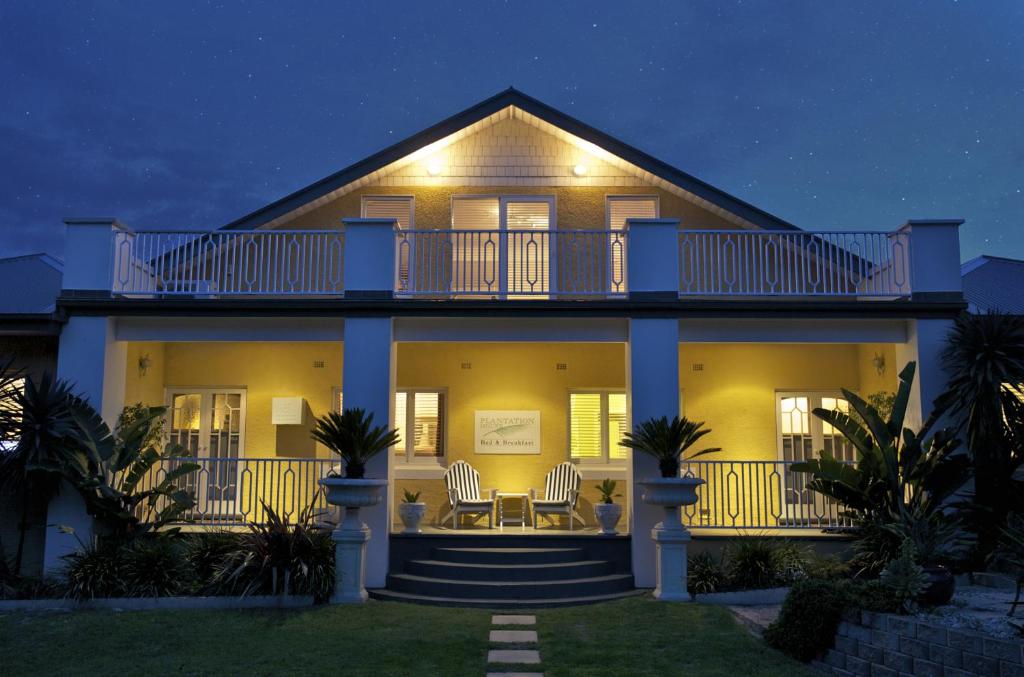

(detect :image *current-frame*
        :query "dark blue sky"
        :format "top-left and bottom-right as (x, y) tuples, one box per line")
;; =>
(1, 2), (1021, 261)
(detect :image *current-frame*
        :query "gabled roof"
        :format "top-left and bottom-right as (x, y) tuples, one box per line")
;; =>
(0, 253), (63, 314)
(223, 87), (798, 232)
(961, 255), (1024, 315)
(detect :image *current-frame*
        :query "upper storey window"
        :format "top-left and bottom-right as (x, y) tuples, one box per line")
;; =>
(606, 196), (658, 231)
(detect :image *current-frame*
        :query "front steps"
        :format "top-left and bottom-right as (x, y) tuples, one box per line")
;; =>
(371, 544), (637, 607)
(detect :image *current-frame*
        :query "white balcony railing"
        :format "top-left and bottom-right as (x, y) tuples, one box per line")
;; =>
(140, 457), (849, 530)
(678, 230), (911, 298)
(111, 230), (344, 296)
(395, 229), (627, 298)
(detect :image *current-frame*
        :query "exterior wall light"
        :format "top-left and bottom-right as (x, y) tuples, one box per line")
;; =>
(573, 163), (588, 177)
(426, 159), (443, 176)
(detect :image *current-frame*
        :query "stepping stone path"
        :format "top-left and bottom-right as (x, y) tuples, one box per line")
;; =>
(486, 614), (543, 677)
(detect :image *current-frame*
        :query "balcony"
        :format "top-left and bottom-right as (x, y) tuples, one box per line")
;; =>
(105, 224), (919, 302)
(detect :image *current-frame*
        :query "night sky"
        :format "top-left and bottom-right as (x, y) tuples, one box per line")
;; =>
(1, 2), (1021, 262)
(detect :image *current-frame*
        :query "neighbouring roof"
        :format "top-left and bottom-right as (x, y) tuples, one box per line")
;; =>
(0, 253), (63, 314)
(223, 87), (799, 232)
(961, 255), (1024, 315)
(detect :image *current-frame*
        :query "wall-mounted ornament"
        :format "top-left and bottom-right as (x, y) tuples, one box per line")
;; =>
(138, 353), (152, 378)
(873, 352), (886, 377)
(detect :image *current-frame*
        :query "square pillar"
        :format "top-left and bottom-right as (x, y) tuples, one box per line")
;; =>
(900, 219), (963, 302)
(63, 218), (129, 295)
(342, 218), (398, 299)
(43, 315), (127, 573)
(895, 318), (954, 431)
(341, 317), (395, 589)
(626, 218), (680, 300)
(627, 318), (681, 588)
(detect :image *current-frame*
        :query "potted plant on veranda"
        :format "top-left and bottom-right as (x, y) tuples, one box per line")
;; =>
(399, 489), (427, 534)
(622, 416), (720, 527)
(312, 408), (399, 532)
(594, 479), (622, 535)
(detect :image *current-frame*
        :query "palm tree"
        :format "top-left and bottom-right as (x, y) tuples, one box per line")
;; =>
(937, 311), (1024, 559)
(311, 408), (400, 479)
(620, 416), (720, 477)
(0, 369), (84, 574)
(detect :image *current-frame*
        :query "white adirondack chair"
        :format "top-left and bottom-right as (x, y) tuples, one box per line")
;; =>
(531, 462), (585, 530)
(442, 460), (496, 529)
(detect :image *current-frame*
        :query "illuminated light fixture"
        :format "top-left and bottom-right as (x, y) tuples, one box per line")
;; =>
(426, 159), (443, 176)
(572, 163), (588, 177)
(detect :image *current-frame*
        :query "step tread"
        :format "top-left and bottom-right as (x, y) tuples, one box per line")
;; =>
(369, 587), (643, 607)
(409, 558), (610, 570)
(436, 547), (584, 554)
(389, 573), (631, 588)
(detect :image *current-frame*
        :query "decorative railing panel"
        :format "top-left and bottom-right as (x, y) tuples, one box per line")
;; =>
(396, 229), (627, 298)
(680, 460), (853, 529)
(678, 230), (911, 297)
(111, 230), (344, 296)
(137, 457), (336, 526)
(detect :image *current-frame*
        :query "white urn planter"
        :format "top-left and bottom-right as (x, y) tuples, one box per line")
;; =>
(319, 477), (388, 603)
(639, 477), (706, 602)
(594, 503), (623, 535)
(398, 502), (428, 534)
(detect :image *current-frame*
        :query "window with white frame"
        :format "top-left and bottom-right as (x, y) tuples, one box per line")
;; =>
(777, 392), (853, 505)
(569, 391), (628, 463)
(362, 196), (413, 289)
(0, 377), (25, 452)
(165, 388), (246, 504)
(606, 195), (659, 231)
(335, 389), (446, 463)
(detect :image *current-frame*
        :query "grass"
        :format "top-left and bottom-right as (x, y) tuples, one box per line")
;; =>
(0, 596), (812, 677)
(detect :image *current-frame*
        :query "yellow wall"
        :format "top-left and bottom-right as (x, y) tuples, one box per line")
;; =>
(395, 342), (628, 527)
(679, 343), (897, 463)
(124, 341), (343, 458)
(285, 185), (735, 231)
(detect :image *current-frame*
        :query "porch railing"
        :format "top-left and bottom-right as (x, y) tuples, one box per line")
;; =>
(395, 229), (627, 297)
(677, 230), (911, 298)
(142, 456), (850, 531)
(111, 230), (345, 296)
(137, 457), (336, 526)
(680, 460), (854, 530)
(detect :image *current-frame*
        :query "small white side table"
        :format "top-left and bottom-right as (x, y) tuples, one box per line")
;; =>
(495, 492), (530, 531)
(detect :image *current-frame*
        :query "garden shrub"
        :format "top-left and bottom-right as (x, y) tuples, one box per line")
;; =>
(724, 538), (810, 589)
(64, 542), (126, 600)
(687, 551), (724, 593)
(184, 532), (242, 593)
(804, 553), (851, 581)
(764, 579), (854, 662)
(121, 537), (193, 597)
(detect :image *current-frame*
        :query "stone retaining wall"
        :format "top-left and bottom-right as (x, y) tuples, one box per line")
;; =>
(814, 610), (1024, 677)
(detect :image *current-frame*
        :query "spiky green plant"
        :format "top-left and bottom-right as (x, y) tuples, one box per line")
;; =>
(595, 479), (621, 504)
(687, 551), (724, 594)
(879, 539), (928, 614)
(620, 416), (720, 477)
(792, 362), (971, 573)
(311, 408), (400, 479)
(402, 489), (422, 503)
(937, 311), (1024, 561)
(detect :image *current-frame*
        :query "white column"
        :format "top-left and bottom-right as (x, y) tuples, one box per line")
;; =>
(44, 315), (126, 572)
(627, 319), (681, 589)
(625, 216), (683, 589)
(339, 318), (395, 592)
(894, 219), (963, 428)
(338, 216), (397, 593)
(62, 218), (129, 294)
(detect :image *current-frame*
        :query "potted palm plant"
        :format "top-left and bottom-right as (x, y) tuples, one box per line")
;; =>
(312, 408), (398, 532)
(594, 479), (622, 535)
(399, 489), (427, 534)
(622, 416), (719, 529)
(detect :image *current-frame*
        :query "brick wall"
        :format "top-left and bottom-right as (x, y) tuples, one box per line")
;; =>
(814, 610), (1024, 677)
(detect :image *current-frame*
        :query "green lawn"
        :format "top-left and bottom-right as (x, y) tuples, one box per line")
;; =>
(0, 596), (811, 676)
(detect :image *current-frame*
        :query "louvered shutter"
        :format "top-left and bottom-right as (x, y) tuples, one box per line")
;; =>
(394, 391), (407, 457)
(570, 393), (602, 459)
(451, 198), (500, 293)
(607, 197), (658, 231)
(362, 197), (413, 289)
(411, 391), (444, 458)
(608, 393), (629, 460)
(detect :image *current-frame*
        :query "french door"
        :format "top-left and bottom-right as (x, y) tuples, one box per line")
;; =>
(776, 392), (853, 524)
(166, 388), (246, 517)
(451, 195), (554, 298)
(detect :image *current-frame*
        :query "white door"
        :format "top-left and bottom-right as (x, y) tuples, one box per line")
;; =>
(167, 389), (246, 519)
(776, 392), (853, 526)
(451, 196), (554, 298)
